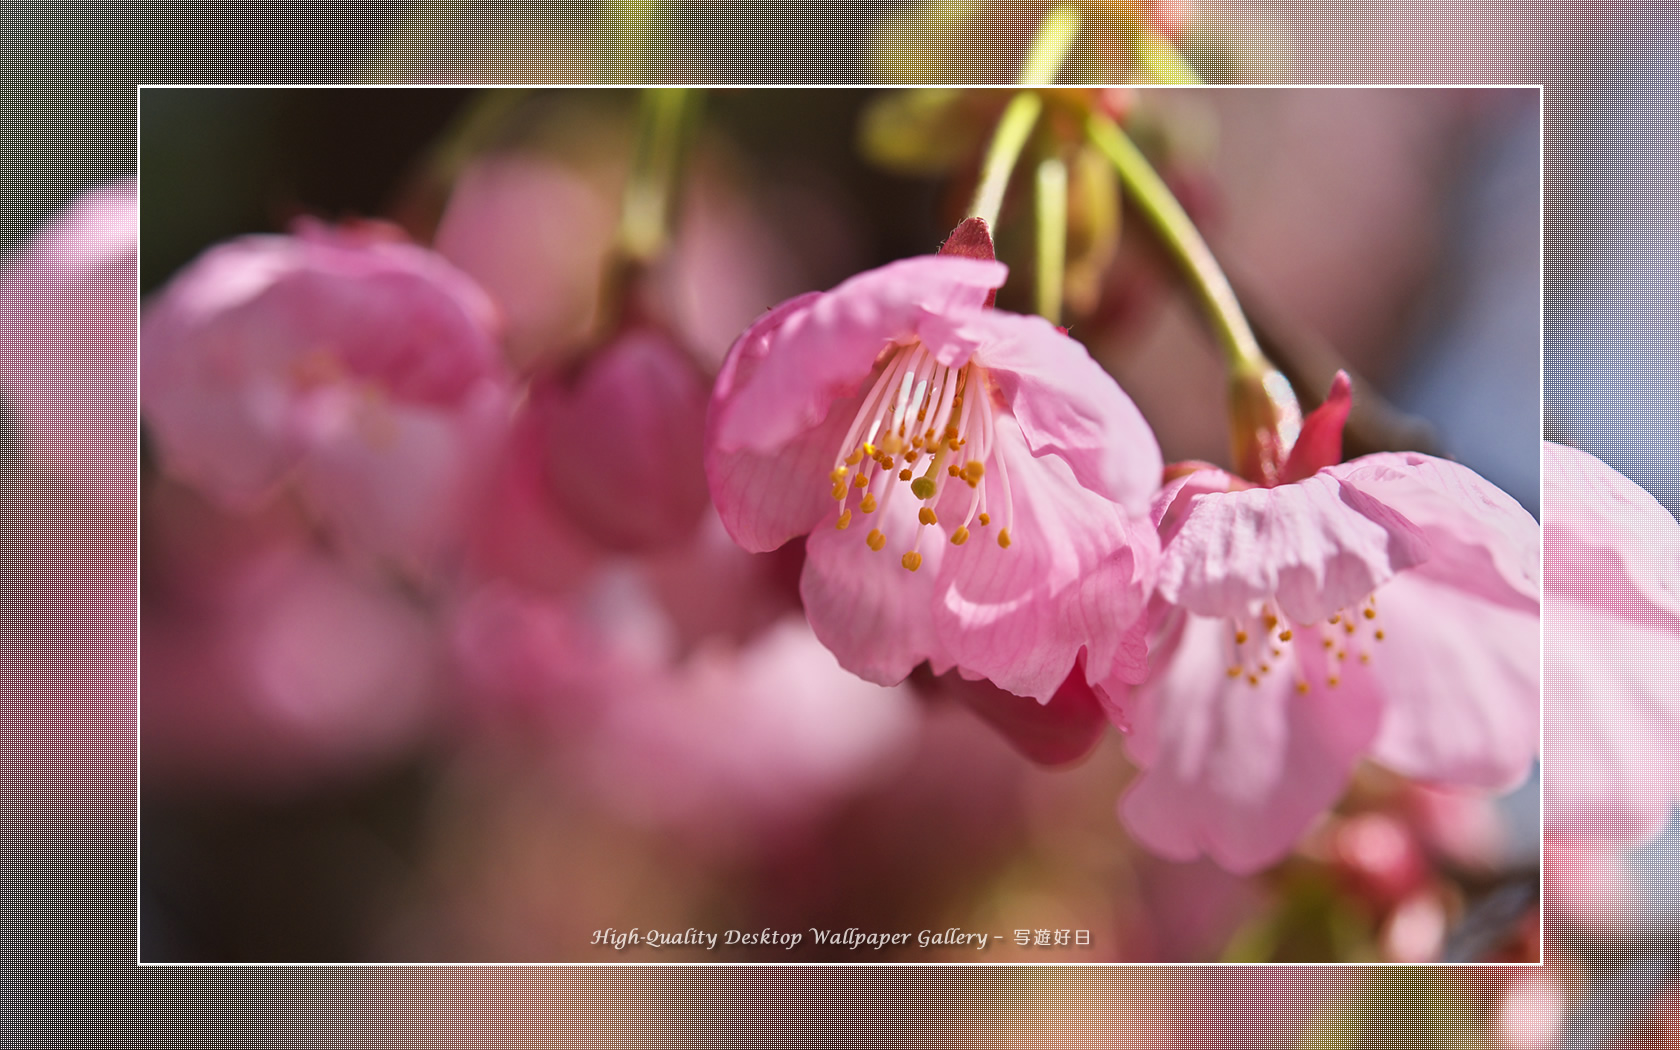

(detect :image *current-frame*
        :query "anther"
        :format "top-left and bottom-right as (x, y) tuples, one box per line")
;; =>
(830, 467), (847, 483)
(836, 509), (852, 530)
(831, 482), (847, 501)
(853, 473), (869, 489)
(861, 493), (878, 514)
(898, 468), (912, 482)
(1235, 631), (1249, 644)
(997, 528), (1012, 549)
(1327, 676), (1340, 688)
(1374, 629), (1385, 641)
(866, 529), (886, 552)
(950, 526), (969, 545)
(1363, 608), (1376, 620)
(901, 551), (923, 572)
(918, 507), (938, 526)
(979, 513), (991, 526)
(1279, 629), (1293, 641)
(1295, 681), (1310, 695)
(1226, 667), (1242, 679)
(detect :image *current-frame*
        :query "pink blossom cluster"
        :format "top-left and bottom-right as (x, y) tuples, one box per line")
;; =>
(28, 166), (1660, 883)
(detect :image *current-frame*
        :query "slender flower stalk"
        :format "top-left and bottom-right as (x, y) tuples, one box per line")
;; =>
(1035, 155), (1068, 325)
(1133, 28), (1202, 85)
(968, 5), (1081, 229)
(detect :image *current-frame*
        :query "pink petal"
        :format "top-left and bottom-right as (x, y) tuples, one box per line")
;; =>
(706, 379), (865, 554)
(975, 311), (1163, 515)
(938, 667), (1110, 767)
(433, 154), (613, 363)
(537, 327), (710, 552)
(1364, 570), (1539, 789)
(1330, 451), (1540, 610)
(1156, 468), (1429, 623)
(1279, 370), (1351, 484)
(708, 256), (1006, 455)
(1122, 609), (1382, 873)
(1542, 441), (1680, 844)
(934, 414), (1158, 702)
(799, 470), (955, 686)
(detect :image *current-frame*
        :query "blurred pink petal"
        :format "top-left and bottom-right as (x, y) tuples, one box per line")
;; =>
(707, 252), (1161, 705)
(0, 178), (137, 503)
(1121, 382), (1538, 872)
(532, 326), (710, 552)
(141, 225), (515, 568)
(934, 668), (1110, 767)
(144, 486), (439, 793)
(433, 154), (614, 365)
(1543, 440), (1680, 845)
(584, 617), (917, 841)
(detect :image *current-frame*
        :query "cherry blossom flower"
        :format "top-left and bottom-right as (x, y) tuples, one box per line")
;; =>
(706, 238), (1162, 703)
(1120, 373), (1540, 872)
(528, 325), (711, 553)
(141, 222), (515, 569)
(1543, 440), (1680, 845)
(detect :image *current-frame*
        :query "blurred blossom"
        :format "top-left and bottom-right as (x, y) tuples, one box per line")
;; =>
(140, 222), (515, 570)
(930, 669), (1111, 768)
(2, 181), (139, 787)
(531, 326), (710, 553)
(1545, 843), (1637, 933)
(0, 178), (137, 503)
(1543, 440), (1680, 845)
(1497, 973), (1568, 1050)
(581, 616), (918, 850)
(432, 153), (615, 367)
(143, 482), (440, 793)
(707, 248), (1161, 707)
(1122, 374), (1539, 872)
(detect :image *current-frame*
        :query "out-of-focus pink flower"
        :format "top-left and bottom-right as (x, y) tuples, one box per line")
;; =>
(143, 483), (439, 793)
(141, 223), (515, 569)
(0, 179), (136, 504)
(930, 669), (1111, 767)
(141, 221), (514, 574)
(530, 326), (710, 552)
(1543, 440), (1680, 844)
(432, 154), (615, 367)
(1121, 374), (1539, 872)
(707, 244), (1162, 704)
(582, 616), (917, 845)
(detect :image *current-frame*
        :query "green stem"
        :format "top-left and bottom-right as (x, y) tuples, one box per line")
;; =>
(1084, 108), (1265, 377)
(967, 4), (1081, 227)
(1134, 28), (1202, 84)
(1035, 155), (1067, 325)
(617, 87), (695, 263)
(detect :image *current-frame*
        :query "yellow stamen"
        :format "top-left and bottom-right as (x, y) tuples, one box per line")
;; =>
(950, 526), (969, 545)
(918, 507), (938, 526)
(853, 472), (869, 489)
(860, 493), (878, 514)
(836, 509), (852, 530)
(1279, 629), (1293, 641)
(830, 466), (848, 483)
(898, 468), (912, 482)
(1363, 608), (1376, 620)
(831, 482), (847, 501)
(1226, 667), (1242, 678)
(997, 528), (1012, 549)
(1234, 631), (1248, 644)
(979, 513), (991, 526)
(845, 450), (863, 466)
(901, 551), (923, 572)
(866, 529), (886, 552)
(1295, 681), (1309, 695)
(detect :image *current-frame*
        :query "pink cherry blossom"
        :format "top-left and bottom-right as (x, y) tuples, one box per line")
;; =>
(528, 325), (711, 552)
(143, 481), (440, 794)
(1120, 373), (1539, 872)
(706, 250), (1162, 704)
(0, 178), (137, 504)
(1543, 440), (1680, 845)
(141, 222), (515, 569)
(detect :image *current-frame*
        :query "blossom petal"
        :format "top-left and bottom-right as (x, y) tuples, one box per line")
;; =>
(1156, 469), (1429, 623)
(1331, 451), (1539, 610)
(1542, 441), (1680, 844)
(933, 414), (1157, 702)
(709, 256), (1006, 455)
(1365, 570), (1539, 790)
(975, 311), (1163, 514)
(1122, 610), (1382, 873)
(799, 475), (953, 686)
(939, 669), (1110, 767)
(1279, 370), (1351, 484)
